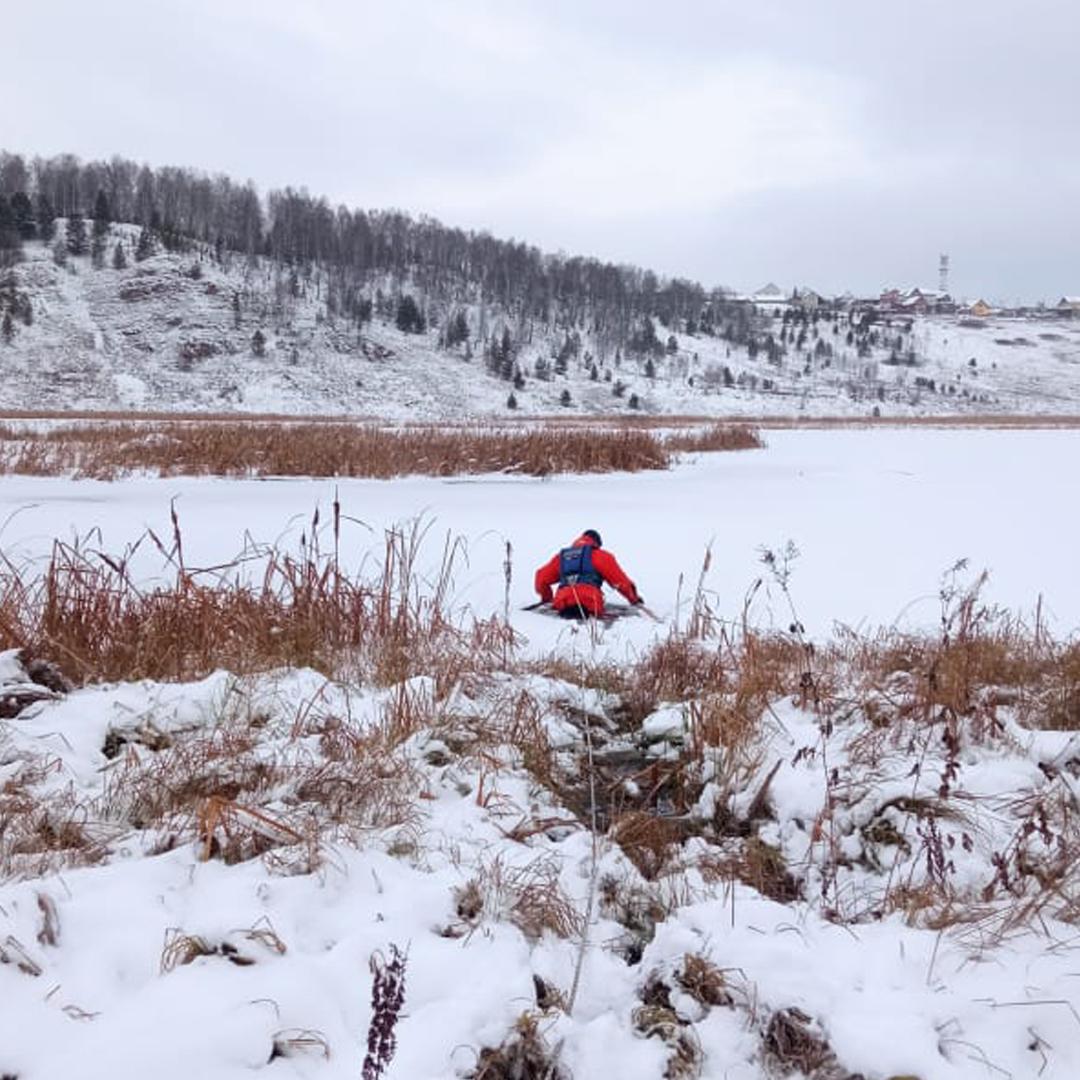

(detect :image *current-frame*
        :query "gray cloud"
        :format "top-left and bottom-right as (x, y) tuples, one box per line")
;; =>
(3, 0), (1077, 300)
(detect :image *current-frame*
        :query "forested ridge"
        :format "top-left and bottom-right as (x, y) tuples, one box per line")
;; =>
(0, 149), (1024, 418)
(0, 149), (731, 357)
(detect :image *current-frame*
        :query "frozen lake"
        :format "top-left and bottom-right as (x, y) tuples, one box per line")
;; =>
(0, 426), (1076, 649)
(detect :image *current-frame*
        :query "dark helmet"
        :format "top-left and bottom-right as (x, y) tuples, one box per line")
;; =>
(582, 529), (603, 548)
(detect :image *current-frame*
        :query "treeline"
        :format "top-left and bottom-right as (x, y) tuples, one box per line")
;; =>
(0, 149), (731, 344)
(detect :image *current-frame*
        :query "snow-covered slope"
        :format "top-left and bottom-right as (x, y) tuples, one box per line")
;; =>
(4, 232), (1080, 418)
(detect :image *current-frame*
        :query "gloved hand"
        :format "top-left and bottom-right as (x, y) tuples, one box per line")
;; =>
(632, 597), (644, 606)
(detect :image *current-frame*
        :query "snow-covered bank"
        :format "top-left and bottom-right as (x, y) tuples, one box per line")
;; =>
(1, 642), (1078, 1079)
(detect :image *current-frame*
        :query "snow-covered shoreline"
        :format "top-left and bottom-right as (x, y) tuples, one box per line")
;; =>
(2, 642), (1078, 1078)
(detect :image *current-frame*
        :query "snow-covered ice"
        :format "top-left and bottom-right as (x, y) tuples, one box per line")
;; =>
(0, 427), (1077, 645)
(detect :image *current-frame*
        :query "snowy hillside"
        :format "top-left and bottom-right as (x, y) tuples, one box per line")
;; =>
(3, 231), (1080, 419)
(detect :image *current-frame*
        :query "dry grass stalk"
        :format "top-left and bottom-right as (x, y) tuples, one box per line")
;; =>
(510, 874), (584, 943)
(0, 785), (111, 879)
(160, 923), (281, 973)
(720, 837), (804, 904)
(241, 917), (288, 956)
(632, 1002), (704, 1079)
(197, 795), (304, 864)
(160, 930), (217, 973)
(466, 1012), (568, 1080)
(611, 811), (680, 882)
(676, 953), (733, 1009)
(0, 934), (42, 976)
(35, 892), (60, 947)
(761, 1007), (854, 1079)
(448, 857), (585, 943)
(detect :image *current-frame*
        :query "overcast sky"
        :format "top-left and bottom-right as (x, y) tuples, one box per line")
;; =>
(4, 0), (1077, 301)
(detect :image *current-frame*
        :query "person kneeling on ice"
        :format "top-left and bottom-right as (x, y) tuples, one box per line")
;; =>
(534, 529), (642, 619)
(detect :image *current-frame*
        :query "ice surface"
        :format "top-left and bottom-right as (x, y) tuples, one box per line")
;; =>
(0, 427), (1076, 649)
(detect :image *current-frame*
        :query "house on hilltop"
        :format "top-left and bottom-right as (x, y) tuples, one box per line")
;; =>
(1056, 296), (1080, 317)
(793, 286), (825, 312)
(878, 286), (955, 316)
(751, 283), (791, 313)
(968, 299), (994, 317)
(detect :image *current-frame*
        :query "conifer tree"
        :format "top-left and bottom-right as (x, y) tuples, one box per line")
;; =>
(112, 242), (127, 270)
(11, 192), (35, 240)
(134, 225), (154, 262)
(485, 334), (501, 376)
(66, 211), (87, 256)
(499, 329), (514, 381)
(251, 328), (266, 356)
(395, 294), (424, 334)
(36, 194), (55, 242)
(0, 196), (20, 266)
(445, 309), (469, 348)
(92, 191), (110, 240)
(1, 311), (14, 344)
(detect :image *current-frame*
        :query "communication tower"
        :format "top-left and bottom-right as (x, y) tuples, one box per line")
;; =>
(939, 254), (950, 296)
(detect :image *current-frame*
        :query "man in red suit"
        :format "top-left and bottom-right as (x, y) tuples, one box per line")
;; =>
(534, 529), (642, 619)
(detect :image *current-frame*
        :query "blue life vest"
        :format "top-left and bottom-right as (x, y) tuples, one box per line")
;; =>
(558, 545), (603, 589)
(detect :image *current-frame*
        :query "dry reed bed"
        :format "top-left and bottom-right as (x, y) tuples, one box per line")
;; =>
(0, 519), (512, 687)
(2, 534), (1079, 934)
(0, 421), (761, 479)
(3, 525), (1078, 724)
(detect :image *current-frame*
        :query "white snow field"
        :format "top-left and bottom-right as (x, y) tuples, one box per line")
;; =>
(1, 428), (1079, 1080)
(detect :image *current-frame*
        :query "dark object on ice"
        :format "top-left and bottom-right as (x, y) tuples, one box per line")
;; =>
(524, 602), (642, 626)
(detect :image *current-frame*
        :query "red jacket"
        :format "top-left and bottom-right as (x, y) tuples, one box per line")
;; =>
(534, 534), (640, 616)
